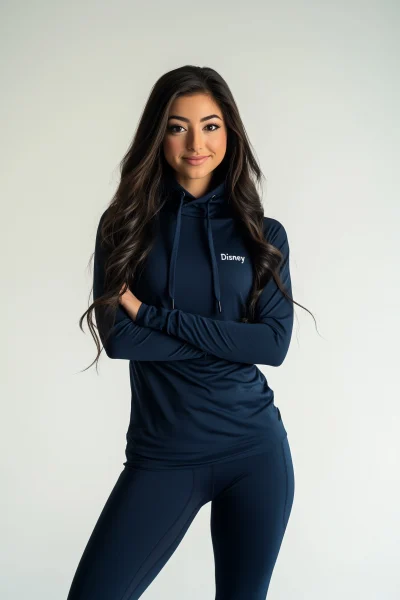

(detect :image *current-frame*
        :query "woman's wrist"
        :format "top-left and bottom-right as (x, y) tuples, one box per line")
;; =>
(123, 297), (142, 321)
(119, 287), (142, 321)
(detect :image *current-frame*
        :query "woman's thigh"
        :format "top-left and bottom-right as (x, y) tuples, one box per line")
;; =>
(210, 437), (295, 600)
(66, 466), (202, 600)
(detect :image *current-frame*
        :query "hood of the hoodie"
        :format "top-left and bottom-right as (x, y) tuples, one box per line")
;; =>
(160, 170), (232, 315)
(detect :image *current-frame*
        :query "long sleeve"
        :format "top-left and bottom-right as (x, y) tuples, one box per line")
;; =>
(135, 221), (294, 366)
(93, 211), (206, 361)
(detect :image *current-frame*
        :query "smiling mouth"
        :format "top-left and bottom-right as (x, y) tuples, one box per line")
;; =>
(183, 156), (210, 165)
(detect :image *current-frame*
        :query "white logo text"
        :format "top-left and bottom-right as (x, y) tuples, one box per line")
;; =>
(220, 253), (245, 263)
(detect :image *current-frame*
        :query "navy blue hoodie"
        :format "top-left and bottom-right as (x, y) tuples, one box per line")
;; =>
(93, 172), (294, 469)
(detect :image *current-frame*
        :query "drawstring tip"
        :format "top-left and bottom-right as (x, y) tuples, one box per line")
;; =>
(172, 298), (175, 309)
(218, 300), (222, 313)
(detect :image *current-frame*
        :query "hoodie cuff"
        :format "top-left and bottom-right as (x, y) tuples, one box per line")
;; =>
(135, 301), (151, 325)
(135, 302), (175, 333)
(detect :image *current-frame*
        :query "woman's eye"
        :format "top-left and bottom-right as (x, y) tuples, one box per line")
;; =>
(168, 125), (184, 133)
(167, 124), (220, 134)
(205, 124), (220, 132)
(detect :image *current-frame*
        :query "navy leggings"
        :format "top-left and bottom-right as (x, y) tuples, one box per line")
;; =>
(66, 436), (295, 600)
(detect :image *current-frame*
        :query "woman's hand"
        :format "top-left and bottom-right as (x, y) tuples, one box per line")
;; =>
(119, 284), (142, 321)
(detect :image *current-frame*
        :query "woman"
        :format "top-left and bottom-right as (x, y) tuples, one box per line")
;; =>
(70, 65), (315, 600)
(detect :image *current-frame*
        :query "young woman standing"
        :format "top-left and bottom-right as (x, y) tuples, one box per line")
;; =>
(70, 65), (314, 600)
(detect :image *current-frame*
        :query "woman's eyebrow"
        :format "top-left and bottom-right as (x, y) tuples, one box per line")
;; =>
(167, 114), (222, 123)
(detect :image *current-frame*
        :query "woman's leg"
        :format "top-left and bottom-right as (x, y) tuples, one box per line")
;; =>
(66, 465), (203, 600)
(210, 437), (295, 599)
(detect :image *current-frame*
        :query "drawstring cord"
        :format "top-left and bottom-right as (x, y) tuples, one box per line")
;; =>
(168, 191), (222, 314)
(206, 197), (222, 313)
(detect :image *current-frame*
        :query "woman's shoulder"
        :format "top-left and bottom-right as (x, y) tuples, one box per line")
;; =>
(263, 216), (289, 245)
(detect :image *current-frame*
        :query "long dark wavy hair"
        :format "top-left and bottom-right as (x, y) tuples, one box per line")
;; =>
(79, 65), (319, 373)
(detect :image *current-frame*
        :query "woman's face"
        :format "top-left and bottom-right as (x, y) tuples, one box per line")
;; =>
(163, 93), (227, 194)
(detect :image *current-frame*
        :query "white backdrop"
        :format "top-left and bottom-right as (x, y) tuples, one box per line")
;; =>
(1, 1), (399, 598)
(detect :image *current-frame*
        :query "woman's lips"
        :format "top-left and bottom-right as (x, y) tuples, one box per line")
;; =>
(183, 156), (210, 166)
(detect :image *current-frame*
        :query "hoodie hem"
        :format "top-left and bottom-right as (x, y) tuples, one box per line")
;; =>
(122, 425), (288, 471)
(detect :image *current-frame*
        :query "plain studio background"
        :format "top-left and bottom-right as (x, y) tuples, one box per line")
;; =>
(1, 1), (399, 599)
